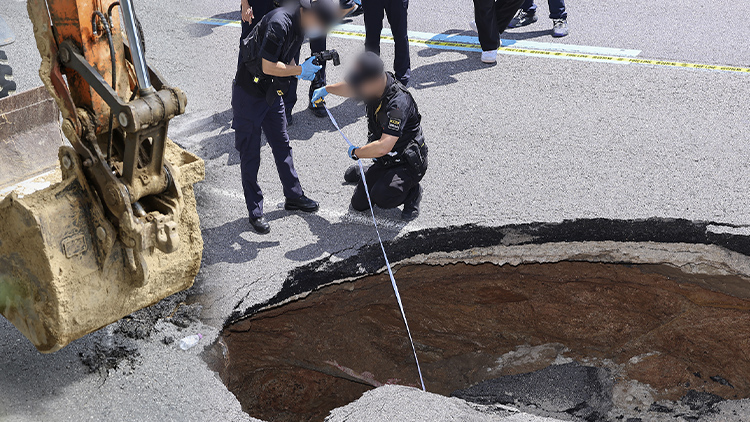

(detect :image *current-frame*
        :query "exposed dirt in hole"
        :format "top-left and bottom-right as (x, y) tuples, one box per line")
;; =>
(208, 262), (750, 422)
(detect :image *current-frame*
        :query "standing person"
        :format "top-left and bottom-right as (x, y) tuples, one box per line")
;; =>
(472, 0), (525, 64)
(362, 0), (411, 86)
(311, 52), (428, 220)
(308, 0), (363, 117)
(508, 0), (568, 37)
(239, 0), (299, 124)
(240, 1), (363, 120)
(233, 0), (339, 234)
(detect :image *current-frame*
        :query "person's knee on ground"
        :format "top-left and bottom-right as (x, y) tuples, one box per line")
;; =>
(350, 192), (370, 211)
(370, 179), (408, 209)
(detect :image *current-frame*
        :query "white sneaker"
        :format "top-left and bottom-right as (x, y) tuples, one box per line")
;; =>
(481, 50), (497, 63)
(469, 20), (478, 32)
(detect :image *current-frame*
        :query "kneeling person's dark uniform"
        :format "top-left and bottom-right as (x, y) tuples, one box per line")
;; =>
(316, 52), (427, 220)
(352, 72), (427, 219)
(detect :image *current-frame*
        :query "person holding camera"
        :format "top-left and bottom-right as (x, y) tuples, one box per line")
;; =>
(233, 0), (340, 233)
(239, 0), (362, 121)
(239, 0), (300, 124)
(311, 52), (428, 221)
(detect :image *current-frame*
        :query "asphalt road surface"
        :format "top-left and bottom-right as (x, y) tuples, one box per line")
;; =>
(1, 0), (749, 420)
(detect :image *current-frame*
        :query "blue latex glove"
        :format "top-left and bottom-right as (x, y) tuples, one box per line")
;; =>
(348, 145), (359, 160)
(353, 0), (361, 5)
(298, 57), (322, 81)
(311, 87), (328, 106)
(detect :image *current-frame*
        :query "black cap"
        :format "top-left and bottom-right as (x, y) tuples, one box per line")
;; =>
(346, 52), (385, 89)
(300, 0), (339, 27)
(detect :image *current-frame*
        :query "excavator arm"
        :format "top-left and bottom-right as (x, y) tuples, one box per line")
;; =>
(0, 0), (204, 352)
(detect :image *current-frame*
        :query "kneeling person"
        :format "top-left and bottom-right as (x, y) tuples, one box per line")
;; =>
(312, 52), (428, 220)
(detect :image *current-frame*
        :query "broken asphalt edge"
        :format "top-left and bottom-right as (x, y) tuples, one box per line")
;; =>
(224, 217), (750, 327)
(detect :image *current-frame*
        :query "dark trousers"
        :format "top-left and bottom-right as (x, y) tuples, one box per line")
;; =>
(239, 2), (298, 112)
(351, 163), (420, 211)
(521, 0), (567, 19)
(363, 0), (411, 85)
(473, 0), (525, 51)
(308, 37), (327, 99)
(231, 83), (304, 218)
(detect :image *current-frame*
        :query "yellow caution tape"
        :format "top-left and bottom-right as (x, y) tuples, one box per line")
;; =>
(330, 30), (750, 74)
(190, 17), (750, 74)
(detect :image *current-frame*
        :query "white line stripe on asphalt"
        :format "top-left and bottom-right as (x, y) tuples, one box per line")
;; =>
(190, 17), (749, 74)
(335, 23), (642, 57)
(190, 17), (640, 57)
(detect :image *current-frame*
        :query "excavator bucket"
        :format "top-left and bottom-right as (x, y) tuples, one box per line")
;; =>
(0, 88), (205, 353)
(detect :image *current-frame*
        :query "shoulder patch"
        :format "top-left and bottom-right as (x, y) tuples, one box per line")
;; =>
(388, 117), (402, 132)
(386, 107), (404, 132)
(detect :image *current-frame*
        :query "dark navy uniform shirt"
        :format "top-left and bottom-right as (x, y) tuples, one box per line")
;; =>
(236, 6), (303, 97)
(365, 72), (425, 155)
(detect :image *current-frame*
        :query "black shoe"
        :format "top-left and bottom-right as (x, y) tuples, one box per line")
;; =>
(286, 111), (294, 126)
(249, 216), (270, 234)
(508, 9), (538, 28)
(344, 164), (361, 184)
(345, 3), (364, 17)
(285, 195), (319, 212)
(401, 185), (422, 221)
(308, 100), (327, 118)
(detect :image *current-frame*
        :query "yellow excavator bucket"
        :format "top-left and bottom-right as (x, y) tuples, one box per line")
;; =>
(0, 88), (204, 353)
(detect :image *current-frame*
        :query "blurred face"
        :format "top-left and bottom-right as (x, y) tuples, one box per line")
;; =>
(300, 8), (326, 39)
(356, 74), (387, 101)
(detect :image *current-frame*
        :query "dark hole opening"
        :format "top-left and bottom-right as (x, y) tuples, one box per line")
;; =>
(206, 262), (750, 422)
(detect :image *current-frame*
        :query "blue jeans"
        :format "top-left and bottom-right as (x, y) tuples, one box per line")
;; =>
(231, 83), (304, 218)
(521, 0), (567, 19)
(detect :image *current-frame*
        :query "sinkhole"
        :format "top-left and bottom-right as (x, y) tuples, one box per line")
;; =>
(206, 257), (750, 422)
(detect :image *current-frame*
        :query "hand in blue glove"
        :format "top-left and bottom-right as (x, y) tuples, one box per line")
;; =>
(311, 87), (328, 106)
(298, 57), (322, 81)
(348, 145), (360, 160)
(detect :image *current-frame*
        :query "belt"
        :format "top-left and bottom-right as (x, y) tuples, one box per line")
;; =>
(373, 140), (426, 166)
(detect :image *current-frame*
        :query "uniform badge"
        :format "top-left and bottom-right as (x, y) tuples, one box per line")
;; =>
(388, 118), (402, 131)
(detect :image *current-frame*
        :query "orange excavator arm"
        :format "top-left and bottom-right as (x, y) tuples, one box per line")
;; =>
(44, 0), (130, 129)
(28, 0), (189, 280)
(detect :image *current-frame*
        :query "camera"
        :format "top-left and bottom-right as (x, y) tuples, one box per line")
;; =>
(311, 49), (340, 67)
